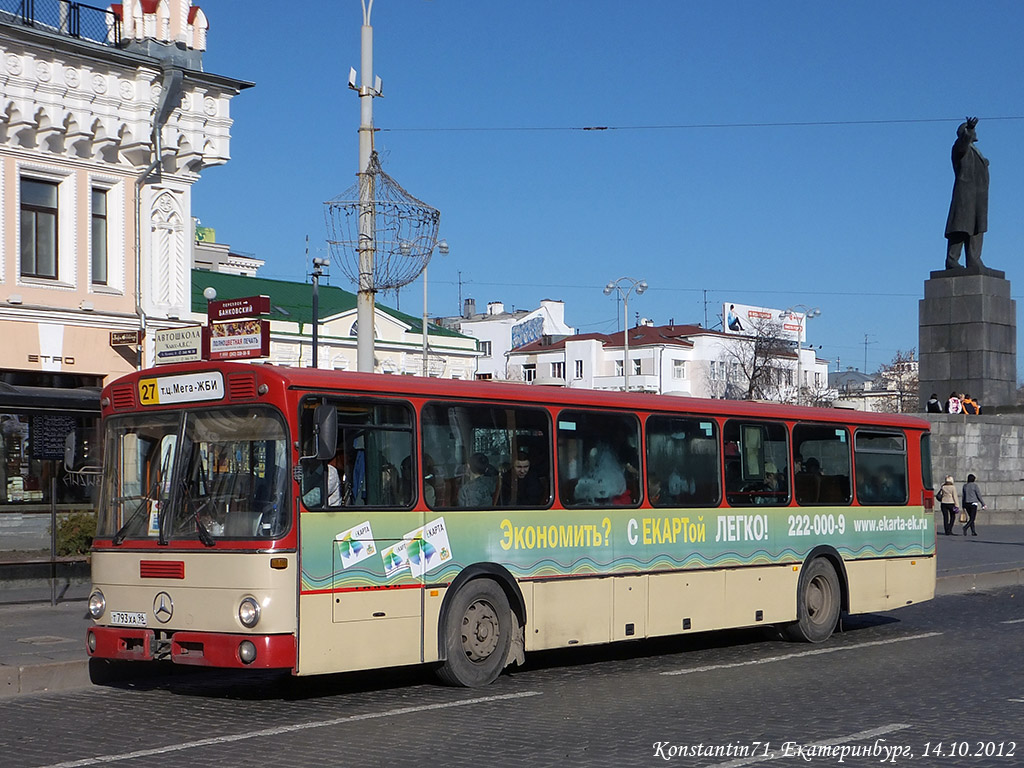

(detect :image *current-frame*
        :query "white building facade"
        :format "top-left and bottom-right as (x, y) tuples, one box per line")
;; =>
(438, 298), (575, 380)
(508, 322), (832, 402)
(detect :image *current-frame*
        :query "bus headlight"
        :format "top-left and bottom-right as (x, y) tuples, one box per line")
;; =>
(88, 590), (105, 619)
(238, 597), (261, 628)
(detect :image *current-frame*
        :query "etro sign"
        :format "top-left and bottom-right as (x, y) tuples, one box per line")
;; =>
(206, 295), (270, 322)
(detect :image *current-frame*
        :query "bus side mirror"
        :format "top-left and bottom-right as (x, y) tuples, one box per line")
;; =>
(315, 405), (337, 460)
(299, 404), (338, 462)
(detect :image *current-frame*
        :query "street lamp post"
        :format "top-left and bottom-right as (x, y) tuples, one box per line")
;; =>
(784, 305), (821, 404)
(604, 277), (648, 392)
(311, 258), (329, 368)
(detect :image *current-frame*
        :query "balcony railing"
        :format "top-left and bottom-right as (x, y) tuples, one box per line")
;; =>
(0, 0), (122, 47)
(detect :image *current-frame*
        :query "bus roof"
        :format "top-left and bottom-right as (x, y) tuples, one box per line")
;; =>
(104, 362), (930, 431)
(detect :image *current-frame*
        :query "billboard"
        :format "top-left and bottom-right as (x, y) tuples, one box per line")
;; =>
(203, 319), (270, 360)
(723, 303), (805, 343)
(511, 316), (544, 349)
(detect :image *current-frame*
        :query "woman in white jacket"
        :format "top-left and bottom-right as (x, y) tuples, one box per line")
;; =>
(937, 475), (960, 536)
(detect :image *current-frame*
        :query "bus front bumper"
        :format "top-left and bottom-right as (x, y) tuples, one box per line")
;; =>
(86, 626), (296, 670)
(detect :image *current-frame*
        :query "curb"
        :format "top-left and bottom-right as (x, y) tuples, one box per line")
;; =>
(0, 659), (91, 699)
(935, 567), (1024, 596)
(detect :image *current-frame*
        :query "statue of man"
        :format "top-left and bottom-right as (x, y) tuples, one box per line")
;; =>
(945, 117), (989, 269)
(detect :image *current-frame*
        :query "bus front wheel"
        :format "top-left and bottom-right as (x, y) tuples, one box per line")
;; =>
(437, 579), (512, 687)
(785, 557), (840, 643)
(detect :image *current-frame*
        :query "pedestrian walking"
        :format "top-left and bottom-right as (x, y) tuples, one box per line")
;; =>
(936, 475), (960, 535)
(961, 473), (986, 536)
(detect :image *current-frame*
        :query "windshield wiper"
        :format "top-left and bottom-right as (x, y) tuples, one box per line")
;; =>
(112, 494), (152, 546)
(180, 480), (216, 547)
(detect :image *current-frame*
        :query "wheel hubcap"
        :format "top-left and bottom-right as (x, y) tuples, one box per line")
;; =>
(461, 599), (499, 661)
(807, 576), (829, 623)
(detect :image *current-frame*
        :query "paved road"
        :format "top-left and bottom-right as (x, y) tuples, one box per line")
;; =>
(1, 587), (1021, 768)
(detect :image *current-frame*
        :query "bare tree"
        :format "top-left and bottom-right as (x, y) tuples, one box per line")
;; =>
(876, 349), (919, 413)
(712, 316), (794, 401)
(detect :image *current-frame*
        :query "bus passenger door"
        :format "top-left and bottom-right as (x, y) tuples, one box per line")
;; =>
(297, 397), (424, 675)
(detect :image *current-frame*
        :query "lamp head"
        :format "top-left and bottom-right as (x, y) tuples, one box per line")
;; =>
(203, 287), (217, 301)
(603, 282), (615, 295)
(637, 280), (648, 295)
(437, 239), (449, 255)
(398, 241), (412, 257)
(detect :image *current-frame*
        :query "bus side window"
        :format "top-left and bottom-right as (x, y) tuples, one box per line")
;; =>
(646, 415), (720, 507)
(854, 431), (907, 505)
(558, 410), (640, 508)
(421, 402), (552, 510)
(722, 419), (789, 506)
(792, 424), (851, 506)
(298, 398), (415, 509)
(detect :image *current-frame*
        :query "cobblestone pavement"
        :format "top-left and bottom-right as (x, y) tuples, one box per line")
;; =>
(0, 587), (1021, 768)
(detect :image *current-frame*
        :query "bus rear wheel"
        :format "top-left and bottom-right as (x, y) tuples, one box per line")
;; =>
(785, 557), (840, 643)
(436, 579), (512, 687)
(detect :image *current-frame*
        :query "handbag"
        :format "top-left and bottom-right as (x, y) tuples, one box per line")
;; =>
(958, 507), (967, 523)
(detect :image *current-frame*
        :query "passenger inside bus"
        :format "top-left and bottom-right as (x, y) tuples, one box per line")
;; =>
(458, 453), (497, 507)
(573, 444), (629, 505)
(499, 451), (546, 506)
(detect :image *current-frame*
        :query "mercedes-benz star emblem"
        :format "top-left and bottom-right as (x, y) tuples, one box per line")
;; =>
(153, 592), (174, 623)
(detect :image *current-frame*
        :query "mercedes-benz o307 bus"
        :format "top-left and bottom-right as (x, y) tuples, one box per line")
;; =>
(86, 361), (935, 687)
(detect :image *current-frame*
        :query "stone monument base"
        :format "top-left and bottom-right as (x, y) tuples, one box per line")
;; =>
(919, 266), (1016, 410)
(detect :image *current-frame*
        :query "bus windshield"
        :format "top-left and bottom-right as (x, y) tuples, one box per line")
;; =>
(97, 406), (291, 542)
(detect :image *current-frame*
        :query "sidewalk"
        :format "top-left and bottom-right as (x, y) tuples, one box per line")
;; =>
(3, 525), (1024, 698)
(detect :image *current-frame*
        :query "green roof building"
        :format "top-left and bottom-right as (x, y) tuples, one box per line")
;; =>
(189, 268), (478, 377)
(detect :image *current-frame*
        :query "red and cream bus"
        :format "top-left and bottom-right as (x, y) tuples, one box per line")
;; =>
(86, 362), (935, 687)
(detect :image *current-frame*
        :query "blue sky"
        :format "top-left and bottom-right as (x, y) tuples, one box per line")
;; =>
(191, 1), (1024, 377)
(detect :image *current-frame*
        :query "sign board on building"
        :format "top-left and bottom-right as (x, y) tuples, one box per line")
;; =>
(154, 326), (204, 365)
(511, 316), (544, 349)
(110, 330), (143, 347)
(203, 319), (271, 361)
(722, 302), (805, 343)
(195, 225), (216, 243)
(206, 295), (270, 323)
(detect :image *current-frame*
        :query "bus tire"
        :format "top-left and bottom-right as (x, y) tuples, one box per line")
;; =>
(784, 557), (840, 643)
(436, 579), (512, 687)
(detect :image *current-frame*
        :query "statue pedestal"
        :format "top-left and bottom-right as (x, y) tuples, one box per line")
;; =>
(919, 267), (1016, 409)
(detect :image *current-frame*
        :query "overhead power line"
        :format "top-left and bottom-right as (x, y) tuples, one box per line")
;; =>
(379, 115), (1024, 134)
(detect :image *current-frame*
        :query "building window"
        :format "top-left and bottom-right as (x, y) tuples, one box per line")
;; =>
(574, 360), (584, 379)
(615, 360), (624, 376)
(551, 361), (565, 380)
(633, 358), (641, 376)
(672, 360), (686, 379)
(20, 179), (58, 279)
(479, 340), (492, 357)
(523, 364), (536, 383)
(91, 188), (108, 285)
(476, 373), (493, 381)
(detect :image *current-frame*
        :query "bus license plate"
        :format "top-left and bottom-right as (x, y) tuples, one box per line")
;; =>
(109, 611), (147, 627)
